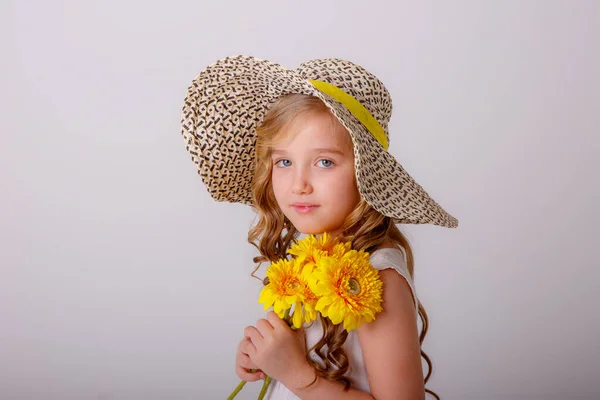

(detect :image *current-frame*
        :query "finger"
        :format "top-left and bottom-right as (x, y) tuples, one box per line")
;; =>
(256, 318), (274, 337)
(239, 337), (256, 356)
(244, 325), (263, 347)
(239, 352), (259, 370)
(266, 310), (288, 329)
(235, 364), (265, 382)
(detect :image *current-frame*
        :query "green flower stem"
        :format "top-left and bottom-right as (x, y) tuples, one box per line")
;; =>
(257, 375), (272, 400)
(226, 380), (247, 400)
(283, 308), (291, 324)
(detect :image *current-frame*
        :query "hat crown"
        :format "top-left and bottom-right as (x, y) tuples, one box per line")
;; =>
(295, 58), (393, 140)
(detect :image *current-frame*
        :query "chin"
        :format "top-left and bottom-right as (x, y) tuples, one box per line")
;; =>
(298, 228), (324, 235)
(291, 221), (339, 236)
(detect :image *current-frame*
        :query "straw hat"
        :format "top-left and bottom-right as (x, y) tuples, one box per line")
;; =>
(180, 55), (458, 228)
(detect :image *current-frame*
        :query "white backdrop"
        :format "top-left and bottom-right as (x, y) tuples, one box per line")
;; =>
(2, 1), (599, 399)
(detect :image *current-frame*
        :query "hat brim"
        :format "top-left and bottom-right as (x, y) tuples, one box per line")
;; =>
(181, 55), (458, 228)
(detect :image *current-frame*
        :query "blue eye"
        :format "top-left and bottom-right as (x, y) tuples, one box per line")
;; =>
(275, 159), (292, 167)
(317, 159), (334, 168)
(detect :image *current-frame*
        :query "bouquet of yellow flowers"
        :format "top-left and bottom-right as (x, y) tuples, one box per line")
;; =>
(227, 233), (384, 400)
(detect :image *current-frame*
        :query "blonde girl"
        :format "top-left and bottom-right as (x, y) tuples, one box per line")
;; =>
(181, 56), (458, 399)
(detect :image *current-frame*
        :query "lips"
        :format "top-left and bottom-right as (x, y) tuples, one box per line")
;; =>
(291, 203), (319, 214)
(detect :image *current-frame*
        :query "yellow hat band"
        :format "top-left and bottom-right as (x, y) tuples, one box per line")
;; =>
(310, 79), (389, 150)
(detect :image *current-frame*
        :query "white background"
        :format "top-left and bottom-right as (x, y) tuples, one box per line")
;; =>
(2, 1), (599, 399)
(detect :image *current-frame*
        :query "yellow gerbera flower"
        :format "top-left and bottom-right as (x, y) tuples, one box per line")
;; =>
(258, 257), (319, 328)
(288, 232), (351, 269)
(309, 250), (383, 332)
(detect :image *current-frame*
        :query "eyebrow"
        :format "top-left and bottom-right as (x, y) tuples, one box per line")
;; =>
(271, 148), (347, 156)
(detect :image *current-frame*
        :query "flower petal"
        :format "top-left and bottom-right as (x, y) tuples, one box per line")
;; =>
(292, 303), (303, 329)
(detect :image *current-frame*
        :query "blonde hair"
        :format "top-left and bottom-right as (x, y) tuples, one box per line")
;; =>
(248, 93), (440, 399)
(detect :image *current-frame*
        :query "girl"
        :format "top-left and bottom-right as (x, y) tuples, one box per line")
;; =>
(181, 56), (458, 399)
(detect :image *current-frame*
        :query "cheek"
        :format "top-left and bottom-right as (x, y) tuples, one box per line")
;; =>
(270, 170), (285, 200)
(341, 172), (360, 205)
(326, 171), (359, 200)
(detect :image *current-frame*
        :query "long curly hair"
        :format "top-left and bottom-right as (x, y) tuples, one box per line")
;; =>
(247, 94), (440, 399)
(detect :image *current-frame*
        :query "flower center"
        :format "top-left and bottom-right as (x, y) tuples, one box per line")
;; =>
(348, 278), (360, 295)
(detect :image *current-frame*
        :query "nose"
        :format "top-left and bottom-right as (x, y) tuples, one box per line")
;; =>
(291, 167), (313, 195)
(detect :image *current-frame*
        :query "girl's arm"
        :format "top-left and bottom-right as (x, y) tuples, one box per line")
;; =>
(289, 268), (425, 400)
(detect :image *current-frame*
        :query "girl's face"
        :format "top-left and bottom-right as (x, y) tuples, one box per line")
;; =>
(271, 111), (361, 236)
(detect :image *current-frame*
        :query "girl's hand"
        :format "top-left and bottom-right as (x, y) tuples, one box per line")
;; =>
(244, 311), (314, 389)
(235, 336), (265, 382)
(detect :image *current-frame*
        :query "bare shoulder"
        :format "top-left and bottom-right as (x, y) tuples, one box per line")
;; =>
(356, 238), (425, 399)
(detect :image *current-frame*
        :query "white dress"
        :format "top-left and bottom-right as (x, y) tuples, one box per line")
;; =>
(264, 247), (420, 399)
